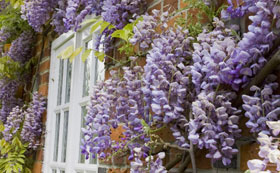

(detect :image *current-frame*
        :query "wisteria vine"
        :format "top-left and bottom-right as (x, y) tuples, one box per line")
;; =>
(0, 0), (280, 172)
(81, 1), (280, 172)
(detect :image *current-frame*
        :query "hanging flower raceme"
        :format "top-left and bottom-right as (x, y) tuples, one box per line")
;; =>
(95, 0), (146, 54)
(242, 75), (280, 135)
(189, 18), (242, 165)
(189, 91), (241, 165)
(0, 80), (22, 123)
(21, 0), (58, 32)
(51, 0), (68, 34)
(64, 0), (107, 31)
(20, 92), (46, 150)
(101, 0), (146, 29)
(130, 10), (160, 50)
(0, 27), (11, 43)
(82, 66), (147, 160)
(7, 30), (34, 63)
(2, 106), (24, 142)
(224, 1), (279, 90)
(0, 0), (8, 13)
(191, 17), (238, 94)
(226, 0), (257, 18)
(130, 147), (167, 173)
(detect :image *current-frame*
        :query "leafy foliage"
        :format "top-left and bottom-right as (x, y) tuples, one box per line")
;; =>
(176, 0), (227, 37)
(0, 56), (21, 79)
(4, 0), (23, 9)
(0, 5), (31, 44)
(0, 123), (31, 173)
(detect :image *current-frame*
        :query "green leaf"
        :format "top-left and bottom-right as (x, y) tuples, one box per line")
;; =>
(90, 21), (103, 33)
(123, 23), (133, 32)
(81, 49), (92, 62)
(108, 24), (115, 30)
(60, 45), (74, 59)
(6, 167), (12, 173)
(0, 64), (4, 71)
(111, 30), (127, 40)
(94, 51), (105, 62)
(100, 21), (111, 34)
(81, 18), (99, 26)
(69, 47), (83, 63)
(0, 123), (4, 132)
(17, 158), (24, 164)
(141, 119), (149, 128)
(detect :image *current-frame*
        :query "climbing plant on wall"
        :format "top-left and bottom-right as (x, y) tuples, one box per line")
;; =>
(0, 0), (280, 172)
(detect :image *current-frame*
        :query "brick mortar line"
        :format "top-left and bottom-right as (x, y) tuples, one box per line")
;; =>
(39, 56), (50, 64)
(39, 69), (49, 75)
(35, 40), (42, 47)
(40, 56), (50, 63)
(147, 0), (162, 10)
(148, 0), (161, 7)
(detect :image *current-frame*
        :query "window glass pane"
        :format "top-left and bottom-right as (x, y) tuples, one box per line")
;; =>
(89, 153), (97, 164)
(57, 59), (64, 105)
(52, 169), (57, 173)
(53, 113), (60, 161)
(82, 40), (93, 97)
(61, 111), (69, 162)
(98, 168), (107, 173)
(60, 170), (65, 173)
(65, 59), (72, 103)
(79, 106), (87, 163)
(95, 37), (105, 83)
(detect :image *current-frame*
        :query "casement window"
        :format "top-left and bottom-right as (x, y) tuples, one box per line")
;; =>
(43, 22), (105, 173)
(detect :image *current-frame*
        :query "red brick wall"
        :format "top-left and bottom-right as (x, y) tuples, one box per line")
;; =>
(32, 32), (52, 173)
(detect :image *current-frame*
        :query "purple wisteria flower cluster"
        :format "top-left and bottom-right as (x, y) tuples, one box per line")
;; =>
(0, 0), (8, 13)
(21, 92), (46, 149)
(101, 0), (146, 29)
(242, 75), (280, 135)
(82, 66), (147, 160)
(79, 0), (280, 170)
(226, 0), (257, 18)
(224, 0), (279, 90)
(189, 91), (241, 165)
(0, 80), (22, 123)
(83, 10), (242, 167)
(51, 0), (68, 34)
(7, 30), (34, 63)
(189, 17), (242, 165)
(130, 10), (162, 50)
(21, 0), (146, 54)
(21, 0), (58, 32)
(1, 93), (46, 150)
(21, 0), (145, 35)
(130, 148), (167, 173)
(191, 17), (237, 93)
(2, 106), (24, 142)
(0, 28), (11, 43)
(142, 24), (194, 149)
(95, 0), (146, 54)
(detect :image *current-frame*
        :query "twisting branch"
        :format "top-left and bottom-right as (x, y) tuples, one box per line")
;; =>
(234, 48), (280, 106)
(178, 154), (191, 173)
(188, 111), (197, 173)
(154, 142), (190, 152)
(30, 24), (53, 93)
(165, 154), (183, 170)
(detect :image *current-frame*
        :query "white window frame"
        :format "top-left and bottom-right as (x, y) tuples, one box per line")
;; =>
(43, 19), (105, 173)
